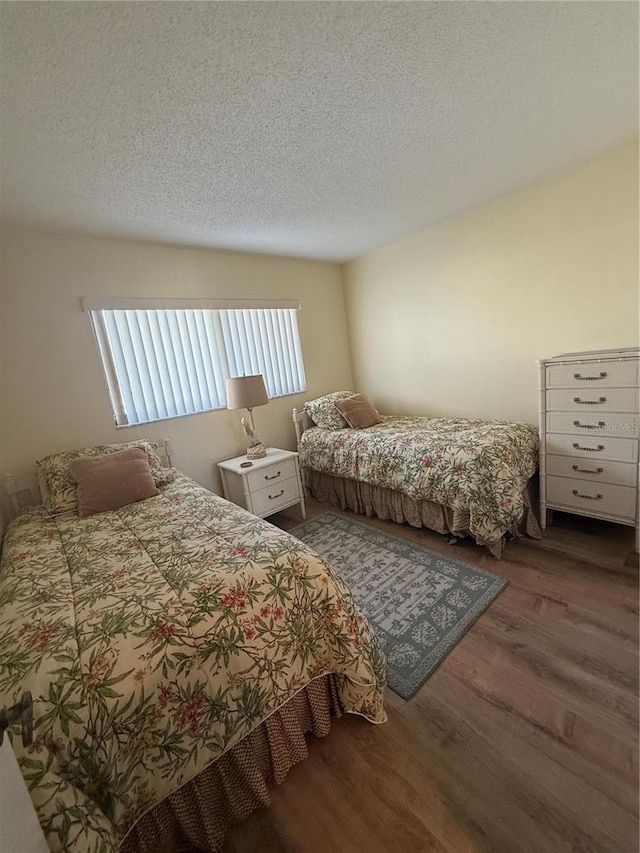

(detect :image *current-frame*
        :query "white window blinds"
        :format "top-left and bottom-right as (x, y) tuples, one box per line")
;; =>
(86, 301), (306, 427)
(219, 309), (305, 398)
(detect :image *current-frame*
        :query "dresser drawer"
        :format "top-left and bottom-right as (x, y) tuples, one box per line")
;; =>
(251, 475), (300, 516)
(546, 455), (637, 488)
(546, 388), (638, 413)
(546, 412), (638, 439)
(546, 360), (639, 389)
(546, 476), (636, 521)
(246, 458), (297, 491)
(545, 434), (638, 463)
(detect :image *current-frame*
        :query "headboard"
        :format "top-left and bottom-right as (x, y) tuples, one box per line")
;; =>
(292, 408), (314, 448)
(3, 439), (174, 518)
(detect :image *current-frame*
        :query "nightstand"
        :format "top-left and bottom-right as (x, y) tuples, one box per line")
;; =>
(218, 448), (306, 520)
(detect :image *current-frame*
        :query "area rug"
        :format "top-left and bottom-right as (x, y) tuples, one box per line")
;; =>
(289, 512), (507, 700)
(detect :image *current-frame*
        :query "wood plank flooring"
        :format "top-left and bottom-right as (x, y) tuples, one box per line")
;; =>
(225, 501), (639, 853)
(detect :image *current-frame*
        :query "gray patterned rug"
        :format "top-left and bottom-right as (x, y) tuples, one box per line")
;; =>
(289, 512), (507, 700)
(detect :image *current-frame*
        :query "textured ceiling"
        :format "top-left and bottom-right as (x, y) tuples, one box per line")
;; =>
(1, 2), (637, 262)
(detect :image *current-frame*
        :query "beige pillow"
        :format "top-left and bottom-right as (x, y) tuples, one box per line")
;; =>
(70, 447), (159, 518)
(335, 394), (382, 429)
(36, 439), (175, 515)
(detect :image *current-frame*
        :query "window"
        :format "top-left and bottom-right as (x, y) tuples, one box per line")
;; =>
(82, 297), (306, 427)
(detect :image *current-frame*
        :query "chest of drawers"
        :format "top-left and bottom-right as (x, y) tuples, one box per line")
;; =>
(538, 348), (639, 552)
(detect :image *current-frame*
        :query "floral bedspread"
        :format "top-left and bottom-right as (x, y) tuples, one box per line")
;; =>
(0, 474), (386, 852)
(299, 416), (539, 548)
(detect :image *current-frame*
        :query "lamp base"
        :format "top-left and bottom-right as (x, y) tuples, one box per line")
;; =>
(246, 441), (267, 460)
(241, 415), (267, 459)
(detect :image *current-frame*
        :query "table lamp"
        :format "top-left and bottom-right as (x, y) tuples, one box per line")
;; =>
(226, 375), (269, 459)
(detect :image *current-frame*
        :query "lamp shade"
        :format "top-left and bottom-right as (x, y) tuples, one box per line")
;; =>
(226, 375), (269, 410)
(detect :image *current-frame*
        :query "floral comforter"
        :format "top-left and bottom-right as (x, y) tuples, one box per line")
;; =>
(0, 474), (386, 852)
(299, 416), (539, 548)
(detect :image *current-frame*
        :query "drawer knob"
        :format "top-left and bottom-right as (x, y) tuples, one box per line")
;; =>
(268, 489), (285, 500)
(573, 420), (605, 430)
(572, 489), (603, 500)
(573, 371), (607, 381)
(264, 470), (281, 481)
(573, 396), (606, 405)
(572, 442), (605, 451)
(572, 464), (603, 474)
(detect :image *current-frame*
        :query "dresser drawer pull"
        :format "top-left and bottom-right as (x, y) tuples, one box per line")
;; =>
(572, 489), (603, 501)
(573, 420), (605, 430)
(268, 489), (285, 500)
(572, 464), (603, 475)
(573, 396), (606, 405)
(572, 442), (605, 452)
(264, 470), (281, 481)
(573, 371), (607, 381)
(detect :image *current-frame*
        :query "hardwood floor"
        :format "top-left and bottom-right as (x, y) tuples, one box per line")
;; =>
(225, 501), (639, 853)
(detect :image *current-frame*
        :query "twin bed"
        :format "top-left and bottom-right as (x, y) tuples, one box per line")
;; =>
(294, 392), (540, 558)
(0, 439), (386, 852)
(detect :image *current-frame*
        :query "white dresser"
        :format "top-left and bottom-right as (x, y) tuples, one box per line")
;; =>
(538, 348), (639, 551)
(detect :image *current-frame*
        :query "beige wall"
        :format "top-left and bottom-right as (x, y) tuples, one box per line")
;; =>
(1, 141), (637, 509)
(342, 139), (639, 425)
(0, 245), (4, 538)
(0, 226), (352, 492)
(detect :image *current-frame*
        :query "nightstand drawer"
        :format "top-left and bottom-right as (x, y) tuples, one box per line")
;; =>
(251, 475), (300, 516)
(246, 458), (297, 491)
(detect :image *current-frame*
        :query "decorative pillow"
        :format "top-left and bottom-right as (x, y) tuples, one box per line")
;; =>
(36, 439), (175, 515)
(70, 447), (160, 518)
(335, 394), (382, 429)
(303, 391), (355, 429)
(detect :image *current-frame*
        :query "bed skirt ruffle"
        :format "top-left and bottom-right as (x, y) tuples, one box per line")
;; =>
(120, 674), (342, 852)
(303, 469), (541, 558)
